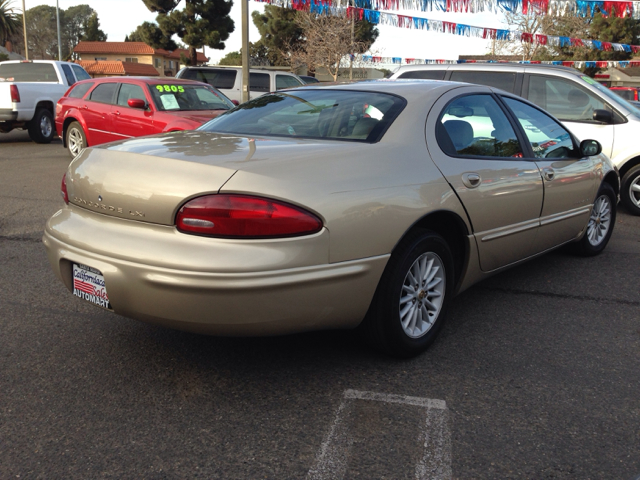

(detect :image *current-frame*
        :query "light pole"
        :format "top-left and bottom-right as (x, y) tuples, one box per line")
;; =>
(21, 0), (28, 60)
(241, 0), (250, 102)
(56, 0), (62, 60)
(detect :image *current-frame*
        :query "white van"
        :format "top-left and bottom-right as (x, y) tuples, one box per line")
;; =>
(176, 66), (305, 104)
(391, 63), (640, 215)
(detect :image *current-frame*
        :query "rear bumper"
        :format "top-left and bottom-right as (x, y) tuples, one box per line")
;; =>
(43, 205), (388, 335)
(0, 109), (18, 122)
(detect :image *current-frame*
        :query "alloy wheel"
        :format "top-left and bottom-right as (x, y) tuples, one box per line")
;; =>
(587, 194), (612, 246)
(399, 252), (445, 339)
(68, 128), (84, 157)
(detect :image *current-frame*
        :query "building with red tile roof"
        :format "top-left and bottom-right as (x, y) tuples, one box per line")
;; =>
(73, 42), (209, 77)
(78, 60), (161, 78)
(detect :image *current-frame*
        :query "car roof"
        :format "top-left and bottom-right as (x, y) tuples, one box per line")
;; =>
(70, 77), (211, 86)
(393, 62), (582, 76)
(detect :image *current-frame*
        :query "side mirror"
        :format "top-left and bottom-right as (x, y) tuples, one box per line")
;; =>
(231, 99), (240, 106)
(127, 98), (148, 109)
(592, 109), (613, 123)
(580, 139), (602, 157)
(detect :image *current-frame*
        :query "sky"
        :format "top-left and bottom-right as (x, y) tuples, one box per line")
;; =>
(25, 0), (509, 65)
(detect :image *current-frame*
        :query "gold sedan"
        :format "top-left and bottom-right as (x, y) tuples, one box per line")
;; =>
(43, 81), (619, 357)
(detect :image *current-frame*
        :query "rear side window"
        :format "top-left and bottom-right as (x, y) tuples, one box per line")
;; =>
(71, 65), (91, 81)
(276, 74), (303, 89)
(89, 83), (118, 104)
(449, 71), (517, 93)
(182, 68), (237, 90)
(117, 83), (146, 106)
(60, 64), (76, 86)
(527, 75), (608, 123)
(68, 82), (93, 99)
(250, 73), (270, 92)
(398, 70), (446, 80)
(0, 63), (58, 82)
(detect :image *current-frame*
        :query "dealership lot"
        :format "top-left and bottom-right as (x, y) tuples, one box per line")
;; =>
(1, 131), (639, 478)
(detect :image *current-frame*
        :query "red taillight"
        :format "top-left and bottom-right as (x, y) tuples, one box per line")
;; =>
(176, 194), (322, 238)
(10, 85), (20, 103)
(61, 173), (69, 204)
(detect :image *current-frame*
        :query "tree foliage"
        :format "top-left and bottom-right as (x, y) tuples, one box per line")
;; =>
(251, 5), (303, 66)
(142, 0), (234, 65)
(127, 21), (178, 50)
(288, 12), (377, 80)
(7, 4), (105, 59)
(0, 0), (20, 44)
(81, 13), (107, 42)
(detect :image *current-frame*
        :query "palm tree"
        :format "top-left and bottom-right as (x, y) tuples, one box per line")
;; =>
(0, 0), (21, 45)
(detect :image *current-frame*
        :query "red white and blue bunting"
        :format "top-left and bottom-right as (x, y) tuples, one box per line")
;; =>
(356, 57), (640, 67)
(253, 0), (640, 18)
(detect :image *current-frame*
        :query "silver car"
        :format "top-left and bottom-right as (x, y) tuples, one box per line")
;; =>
(43, 80), (618, 357)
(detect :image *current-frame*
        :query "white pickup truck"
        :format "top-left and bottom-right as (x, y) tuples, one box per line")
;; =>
(0, 60), (91, 143)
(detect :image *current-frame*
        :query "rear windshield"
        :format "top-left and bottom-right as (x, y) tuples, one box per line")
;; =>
(181, 68), (237, 89)
(198, 89), (406, 142)
(0, 63), (59, 82)
(148, 84), (234, 111)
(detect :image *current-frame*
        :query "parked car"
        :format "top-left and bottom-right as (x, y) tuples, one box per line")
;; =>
(56, 77), (235, 158)
(390, 63), (640, 215)
(44, 80), (618, 357)
(299, 75), (321, 84)
(610, 86), (640, 102)
(176, 66), (305, 103)
(0, 60), (91, 143)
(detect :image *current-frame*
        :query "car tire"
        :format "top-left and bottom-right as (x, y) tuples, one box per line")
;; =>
(27, 108), (54, 144)
(620, 164), (640, 216)
(570, 182), (616, 256)
(66, 121), (87, 158)
(359, 229), (454, 358)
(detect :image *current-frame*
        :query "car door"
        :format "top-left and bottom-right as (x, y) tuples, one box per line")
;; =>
(523, 74), (615, 158)
(83, 82), (118, 145)
(501, 96), (598, 252)
(111, 82), (155, 140)
(426, 87), (544, 272)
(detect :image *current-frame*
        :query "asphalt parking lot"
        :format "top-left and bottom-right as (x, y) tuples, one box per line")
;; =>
(1, 130), (639, 479)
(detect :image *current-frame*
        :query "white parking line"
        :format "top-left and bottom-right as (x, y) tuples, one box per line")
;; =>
(307, 389), (451, 480)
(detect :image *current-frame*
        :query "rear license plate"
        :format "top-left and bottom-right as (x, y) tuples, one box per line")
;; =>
(72, 263), (111, 310)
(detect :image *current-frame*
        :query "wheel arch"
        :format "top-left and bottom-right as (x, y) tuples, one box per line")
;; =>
(62, 116), (87, 148)
(34, 100), (54, 116)
(392, 209), (470, 295)
(602, 170), (620, 197)
(618, 155), (640, 180)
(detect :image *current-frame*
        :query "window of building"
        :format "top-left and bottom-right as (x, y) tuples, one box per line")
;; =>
(125, 57), (139, 63)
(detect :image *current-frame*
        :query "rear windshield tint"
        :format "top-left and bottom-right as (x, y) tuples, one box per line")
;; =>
(0, 63), (59, 82)
(199, 90), (406, 143)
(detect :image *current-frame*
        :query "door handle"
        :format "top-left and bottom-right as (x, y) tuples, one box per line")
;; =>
(462, 173), (481, 189)
(112, 110), (120, 116)
(543, 167), (555, 181)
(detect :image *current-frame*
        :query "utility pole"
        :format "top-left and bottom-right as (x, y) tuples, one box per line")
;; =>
(241, 0), (250, 102)
(349, 0), (354, 80)
(21, 0), (28, 60)
(56, 0), (62, 61)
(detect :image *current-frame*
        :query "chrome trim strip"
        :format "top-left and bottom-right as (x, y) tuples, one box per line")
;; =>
(88, 128), (132, 139)
(540, 206), (592, 226)
(480, 219), (539, 242)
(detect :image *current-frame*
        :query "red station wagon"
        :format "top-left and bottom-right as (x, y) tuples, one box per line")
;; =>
(55, 77), (235, 157)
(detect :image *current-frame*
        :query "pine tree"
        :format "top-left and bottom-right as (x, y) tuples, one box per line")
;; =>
(142, 0), (234, 65)
(82, 13), (107, 42)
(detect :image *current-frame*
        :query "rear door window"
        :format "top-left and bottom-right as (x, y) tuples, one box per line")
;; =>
(60, 64), (76, 86)
(68, 82), (93, 99)
(183, 69), (237, 89)
(398, 70), (446, 80)
(89, 83), (118, 104)
(276, 74), (303, 89)
(250, 73), (270, 92)
(527, 75), (608, 123)
(449, 71), (517, 93)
